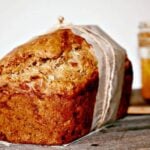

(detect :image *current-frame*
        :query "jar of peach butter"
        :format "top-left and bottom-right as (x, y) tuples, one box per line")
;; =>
(138, 22), (150, 100)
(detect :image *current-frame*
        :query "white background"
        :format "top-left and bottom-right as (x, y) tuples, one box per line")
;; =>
(0, 0), (150, 89)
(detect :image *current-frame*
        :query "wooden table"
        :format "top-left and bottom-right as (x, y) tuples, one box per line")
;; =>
(1, 115), (150, 150)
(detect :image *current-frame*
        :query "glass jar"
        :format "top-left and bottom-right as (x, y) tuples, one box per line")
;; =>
(138, 22), (150, 100)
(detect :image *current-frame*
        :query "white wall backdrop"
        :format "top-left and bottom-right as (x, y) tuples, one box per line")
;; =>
(0, 0), (150, 89)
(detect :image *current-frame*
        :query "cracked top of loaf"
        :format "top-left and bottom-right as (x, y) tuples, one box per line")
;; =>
(0, 29), (98, 97)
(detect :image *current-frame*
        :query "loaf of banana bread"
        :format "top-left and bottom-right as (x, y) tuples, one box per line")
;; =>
(0, 24), (133, 145)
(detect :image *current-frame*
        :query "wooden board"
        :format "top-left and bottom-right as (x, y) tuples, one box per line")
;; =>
(128, 106), (150, 114)
(1, 115), (150, 150)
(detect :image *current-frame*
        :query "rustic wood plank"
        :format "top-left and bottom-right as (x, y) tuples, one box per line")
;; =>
(1, 115), (150, 150)
(128, 106), (150, 114)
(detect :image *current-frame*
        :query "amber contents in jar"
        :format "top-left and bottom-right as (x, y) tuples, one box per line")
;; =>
(141, 58), (150, 99)
(138, 22), (150, 100)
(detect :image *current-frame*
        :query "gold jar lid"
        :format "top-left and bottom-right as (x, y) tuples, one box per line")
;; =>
(138, 21), (150, 47)
(139, 21), (150, 32)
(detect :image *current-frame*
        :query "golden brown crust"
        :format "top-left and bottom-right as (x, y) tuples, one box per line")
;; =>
(0, 29), (97, 97)
(0, 29), (99, 145)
